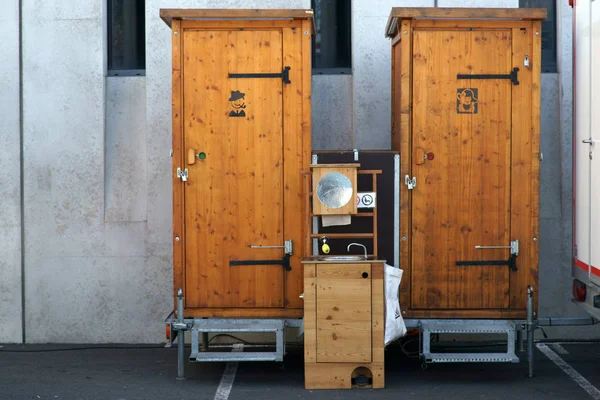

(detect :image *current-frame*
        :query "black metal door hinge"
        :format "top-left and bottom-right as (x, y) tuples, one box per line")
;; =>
(229, 254), (291, 271)
(456, 254), (518, 271)
(457, 67), (520, 85)
(228, 66), (291, 84)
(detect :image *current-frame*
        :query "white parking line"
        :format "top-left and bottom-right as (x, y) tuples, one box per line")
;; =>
(214, 344), (244, 400)
(547, 342), (600, 345)
(551, 343), (570, 355)
(537, 343), (600, 400)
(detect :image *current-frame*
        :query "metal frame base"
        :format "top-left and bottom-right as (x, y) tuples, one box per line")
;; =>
(401, 286), (536, 376)
(419, 320), (519, 364)
(166, 291), (303, 379)
(189, 318), (287, 362)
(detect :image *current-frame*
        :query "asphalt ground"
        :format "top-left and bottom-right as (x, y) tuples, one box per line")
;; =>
(2, 341), (600, 400)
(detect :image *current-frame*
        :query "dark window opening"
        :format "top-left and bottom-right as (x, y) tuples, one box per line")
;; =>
(108, 0), (146, 76)
(311, 0), (352, 74)
(520, 0), (557, 73)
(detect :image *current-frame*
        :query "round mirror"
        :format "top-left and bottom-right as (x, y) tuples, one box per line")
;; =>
(316, 172), (353, 209)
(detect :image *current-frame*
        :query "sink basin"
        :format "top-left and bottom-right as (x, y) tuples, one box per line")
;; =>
(306, 255), (373, 262)
(319, 255), (367, 261)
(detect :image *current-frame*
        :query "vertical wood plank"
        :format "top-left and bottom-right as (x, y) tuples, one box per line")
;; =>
(410, 28), (430, 308)
(447, 30), (472, 309)
(371, 262), (385, 366)
(531, 21), (541, 313)
(301, 19), (313, 169)
(283, 22), (305, 309)
(510, 23), (540, 310)
(299, 19), (314, 309)
(302, 21), (313, 246)
(303, 263), (316, 363)
(171, 20), (184, 312)
(398, 19), (412, 311)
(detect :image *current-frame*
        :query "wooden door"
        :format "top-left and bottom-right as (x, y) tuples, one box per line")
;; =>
(316, 264), (372, 363)
(411, 29), (513, 309)
(182, 29), (286, 308)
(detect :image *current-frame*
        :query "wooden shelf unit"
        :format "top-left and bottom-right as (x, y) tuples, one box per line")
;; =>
(302, 169), (382, 258)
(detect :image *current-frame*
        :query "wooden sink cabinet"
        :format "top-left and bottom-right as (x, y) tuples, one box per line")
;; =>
(302, 258), (385, 389)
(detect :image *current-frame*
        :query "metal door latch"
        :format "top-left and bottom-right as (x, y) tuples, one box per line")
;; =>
(457, 240), (520, 272)
(176, 168), (188, 182)
(456, 254), (518, 271)
(250, 239), (293, 256)
(230, 254), (292, 271)
(582, 138), (599, 144)
(475, 239), (519, 256)
(228, 66), (291, 84)
(457, 67), (520, 85)
(404, 175), (416, 190)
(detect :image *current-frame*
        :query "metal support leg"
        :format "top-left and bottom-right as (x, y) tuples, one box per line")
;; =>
(527, 286), (535, 378)
(202, 332), (209, 351)
(176, 288), (186, 381)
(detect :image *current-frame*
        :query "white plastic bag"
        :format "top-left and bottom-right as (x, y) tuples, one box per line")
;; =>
(384, 263), (407, 346)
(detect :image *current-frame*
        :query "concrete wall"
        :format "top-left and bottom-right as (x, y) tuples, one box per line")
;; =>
(0, 0), (23, 344)
(1, 0), (596, 343)
(20, 0), (165, 343)
(311, 75), (353, 150)
(105, 77), (147, 222)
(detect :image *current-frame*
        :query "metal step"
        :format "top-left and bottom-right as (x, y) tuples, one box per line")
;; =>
(420, 320), (516, 334)
(420, 320), (519, 364)
(422, 352), (519, 363)
(189, 319), (285, 362)
(190, 351), (280, 362)
(191, 323), (283, 333)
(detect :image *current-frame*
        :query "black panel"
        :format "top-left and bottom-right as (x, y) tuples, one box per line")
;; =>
(108, 0), (146, 75)
(519, 0), (557, 73)
(311, 0), (352, 74)
(312, 150), (398, 265)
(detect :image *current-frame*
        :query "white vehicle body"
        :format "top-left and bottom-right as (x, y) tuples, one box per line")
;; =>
(573, 0), (600, 319)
